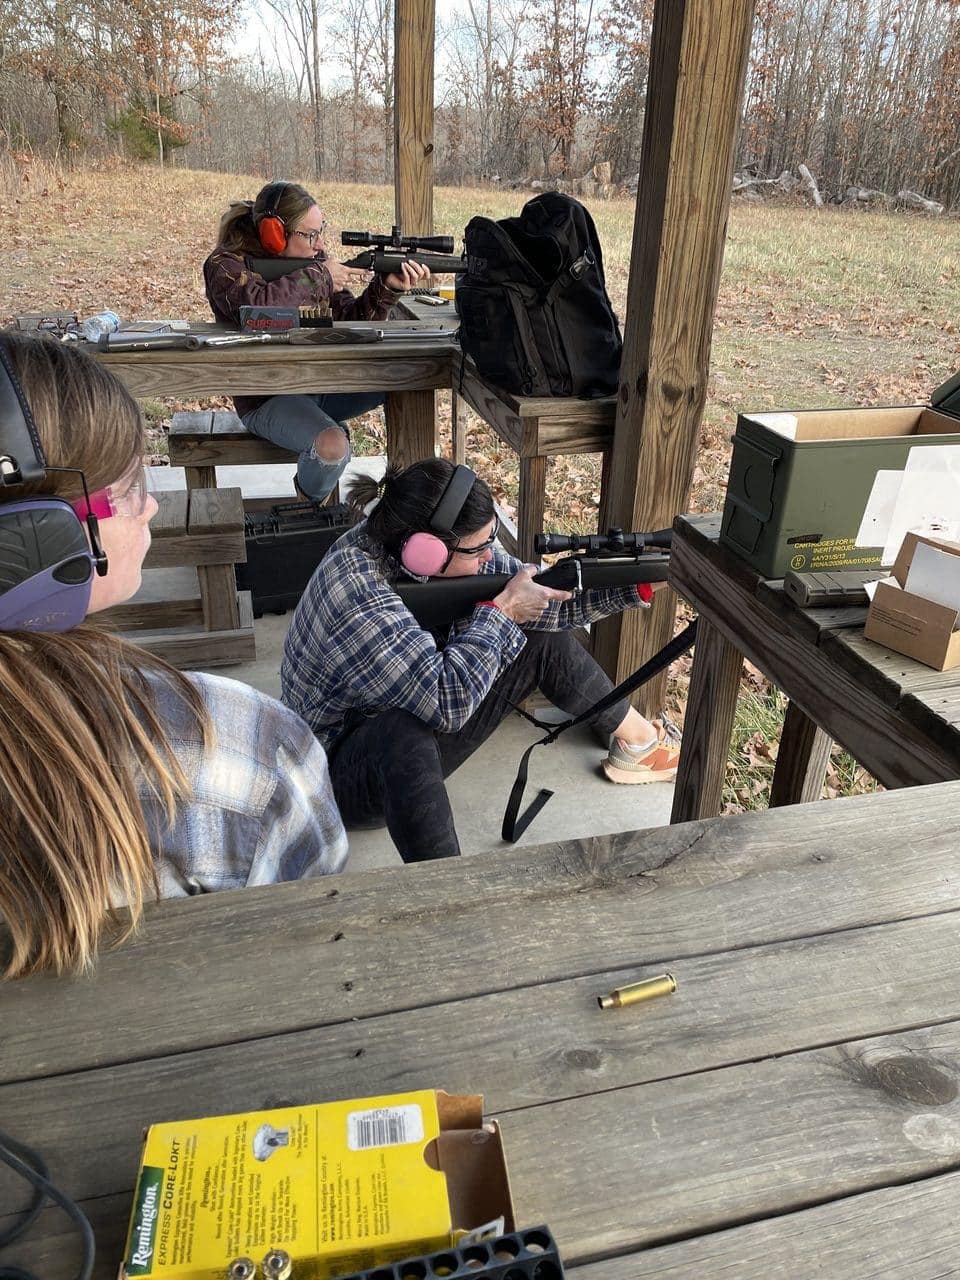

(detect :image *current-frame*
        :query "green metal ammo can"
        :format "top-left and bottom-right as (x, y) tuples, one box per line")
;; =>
(720, 371), (960, 579)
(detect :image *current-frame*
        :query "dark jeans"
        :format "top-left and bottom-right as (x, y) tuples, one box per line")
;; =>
(328, 629), (629, 863)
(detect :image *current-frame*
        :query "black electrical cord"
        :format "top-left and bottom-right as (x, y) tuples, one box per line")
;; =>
(0, 1128), (95, 1280)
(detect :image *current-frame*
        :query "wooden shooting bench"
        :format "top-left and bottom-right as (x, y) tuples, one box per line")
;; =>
(7, 780), (960, 1275)
(451, 353), (618, 561)
(100, 486), (255, 668)
(669, 513), (960, 823)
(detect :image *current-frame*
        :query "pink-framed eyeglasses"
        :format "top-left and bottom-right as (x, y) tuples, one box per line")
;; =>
(69, 466), (150, 521)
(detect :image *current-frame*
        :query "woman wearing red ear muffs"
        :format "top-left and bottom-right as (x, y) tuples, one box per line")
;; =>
(203, 180), (429, 503)
(280, 458), (681, 865)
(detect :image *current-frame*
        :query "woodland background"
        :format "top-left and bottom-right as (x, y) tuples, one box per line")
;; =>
(2, 1), (959, 808)
(2, 0), (960, 208)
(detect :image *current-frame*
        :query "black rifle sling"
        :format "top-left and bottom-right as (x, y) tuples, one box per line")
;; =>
(501, 618), (699, 842)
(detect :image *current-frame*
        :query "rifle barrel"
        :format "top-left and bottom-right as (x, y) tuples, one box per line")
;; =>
(395, 554), (671, 630)
(343, 250), (469, 276)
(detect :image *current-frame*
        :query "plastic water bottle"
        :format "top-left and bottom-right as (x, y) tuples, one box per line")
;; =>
(81, 310), (121, 342)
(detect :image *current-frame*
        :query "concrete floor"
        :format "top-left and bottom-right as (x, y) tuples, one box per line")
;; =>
(144, 459), (676, 870)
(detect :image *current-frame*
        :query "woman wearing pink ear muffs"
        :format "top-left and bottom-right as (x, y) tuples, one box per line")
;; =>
(280, 457), (679, 864)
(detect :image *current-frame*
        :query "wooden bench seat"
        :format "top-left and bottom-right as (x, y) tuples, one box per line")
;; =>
(168, 409), (339, 505)
(452, 355), (616, 559)
(168, 410), (297, 490)
(101, 487), (255, 668)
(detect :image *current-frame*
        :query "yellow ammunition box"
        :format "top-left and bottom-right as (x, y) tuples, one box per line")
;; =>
(120, 1090), (513, 1279)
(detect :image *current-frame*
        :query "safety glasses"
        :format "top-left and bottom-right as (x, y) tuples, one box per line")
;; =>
(69, 465), (150, 521)
(453, 516), (499, 557)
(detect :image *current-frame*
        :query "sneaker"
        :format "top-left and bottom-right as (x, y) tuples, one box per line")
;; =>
(602, 726), (681, 784)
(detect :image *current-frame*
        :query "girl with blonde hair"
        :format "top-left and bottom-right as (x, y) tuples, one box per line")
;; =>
(0, 334), (347, 981)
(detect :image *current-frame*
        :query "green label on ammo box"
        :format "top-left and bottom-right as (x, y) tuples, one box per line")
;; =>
(126, 1165), (164, 1274)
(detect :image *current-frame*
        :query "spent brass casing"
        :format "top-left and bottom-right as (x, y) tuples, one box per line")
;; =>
(598, 973), (676, 1010)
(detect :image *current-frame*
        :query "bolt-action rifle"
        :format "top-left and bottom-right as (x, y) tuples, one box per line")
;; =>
(395, 527), (674, 631)
(340, 226), (468, 276)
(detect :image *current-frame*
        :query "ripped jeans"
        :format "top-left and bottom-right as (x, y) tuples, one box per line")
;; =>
(242, 391), (386, 500)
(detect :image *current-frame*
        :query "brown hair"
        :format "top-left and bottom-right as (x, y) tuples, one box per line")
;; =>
(215, 180), (317, 253)
(0, 334), (211, 979)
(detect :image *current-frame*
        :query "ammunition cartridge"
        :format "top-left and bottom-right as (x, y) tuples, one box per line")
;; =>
(598, 973), (676, 1010)
(263, 1248), (293, 1279)
(227, 1260), (258, 1280)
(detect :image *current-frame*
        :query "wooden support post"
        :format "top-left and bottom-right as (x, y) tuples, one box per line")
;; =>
(591, 0), (756, 716)
(394, 0), (435, 238)
(518, 455), (547, 563)
(385, 391), (437, 470)
(393, 0), (437, 464)
(670, 617), (743, 824)
(769, 701), (834, 807)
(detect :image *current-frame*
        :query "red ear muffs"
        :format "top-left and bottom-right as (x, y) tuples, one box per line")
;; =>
(401, 532), (452, 577)
(257, 214), (288, 254)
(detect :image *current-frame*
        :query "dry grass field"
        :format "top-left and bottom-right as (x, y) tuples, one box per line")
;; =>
(3, 157), (958, 807)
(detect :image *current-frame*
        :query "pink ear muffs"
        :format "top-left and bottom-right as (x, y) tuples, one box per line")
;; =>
(401, 531), (452, 577)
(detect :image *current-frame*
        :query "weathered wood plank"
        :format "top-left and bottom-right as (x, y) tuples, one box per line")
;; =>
(187, 486), (244, 535)
(768, 699), (833, 807)
(167, 409), (214, 439)
(394, 0), (434, 236)
(670, 615), (743, 821)
(169, 433), (297, 469)
(457, 367), (523, 453)
(98, 597), (203, 632)
(822, 628), (960, 705)
(591, 0), (756, 710)
(670, 531), (960, 787)
(149, 488), (188, 538)
(10, 1022), (960, 1274)
(6, 909), (960, 1206)
(574, 1169), (960, 1278)
(143, 532), (246, 570)
(518, 454), (547, 562)
(102, 349), (454, 400)
(118, 593), (254, 669)
(756, 577), (868, 639)
(3, 781), (960, 1081)
(385, 388), (437, 469)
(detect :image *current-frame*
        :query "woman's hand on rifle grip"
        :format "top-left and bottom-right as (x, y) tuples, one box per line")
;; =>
(494, 564), (572, 624)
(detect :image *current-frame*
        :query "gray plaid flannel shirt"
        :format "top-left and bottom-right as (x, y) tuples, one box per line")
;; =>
(139, 671), (348, 896)
(280, 522), (648, 749)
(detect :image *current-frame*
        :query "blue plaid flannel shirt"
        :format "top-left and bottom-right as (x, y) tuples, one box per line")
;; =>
(138, 671), (348, 896)
(281, 522), (648, 749)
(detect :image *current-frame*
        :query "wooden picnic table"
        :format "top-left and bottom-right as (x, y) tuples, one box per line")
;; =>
(95, 319), (460, 470)
(669, 513), (960, 824)
(4, 780), (960, 1275)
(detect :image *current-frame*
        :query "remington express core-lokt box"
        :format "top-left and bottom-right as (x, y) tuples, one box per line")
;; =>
(120, 1091), (513, 1279)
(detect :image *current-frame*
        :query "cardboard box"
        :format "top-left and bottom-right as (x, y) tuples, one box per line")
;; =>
(239, 305), (301, 332)
(864, 532), (960, 671)
(720, 370), (960, 578)
(120, 1091), (514, 1279)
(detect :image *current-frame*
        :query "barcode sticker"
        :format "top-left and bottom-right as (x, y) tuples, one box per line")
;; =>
(347, 1104), (424, 1151)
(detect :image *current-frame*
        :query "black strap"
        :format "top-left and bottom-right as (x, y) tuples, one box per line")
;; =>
(501, 619), (699, 842)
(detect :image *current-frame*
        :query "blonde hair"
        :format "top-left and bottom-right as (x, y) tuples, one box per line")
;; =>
(0, 335), (212, 979)
(216, 181), (317, 253)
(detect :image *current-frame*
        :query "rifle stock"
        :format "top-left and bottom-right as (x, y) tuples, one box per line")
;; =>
(395, 554), (671, 630)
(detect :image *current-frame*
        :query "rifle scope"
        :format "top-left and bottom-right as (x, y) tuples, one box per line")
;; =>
(534, 527), (674, 555)
(341, 227), (455, 254)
